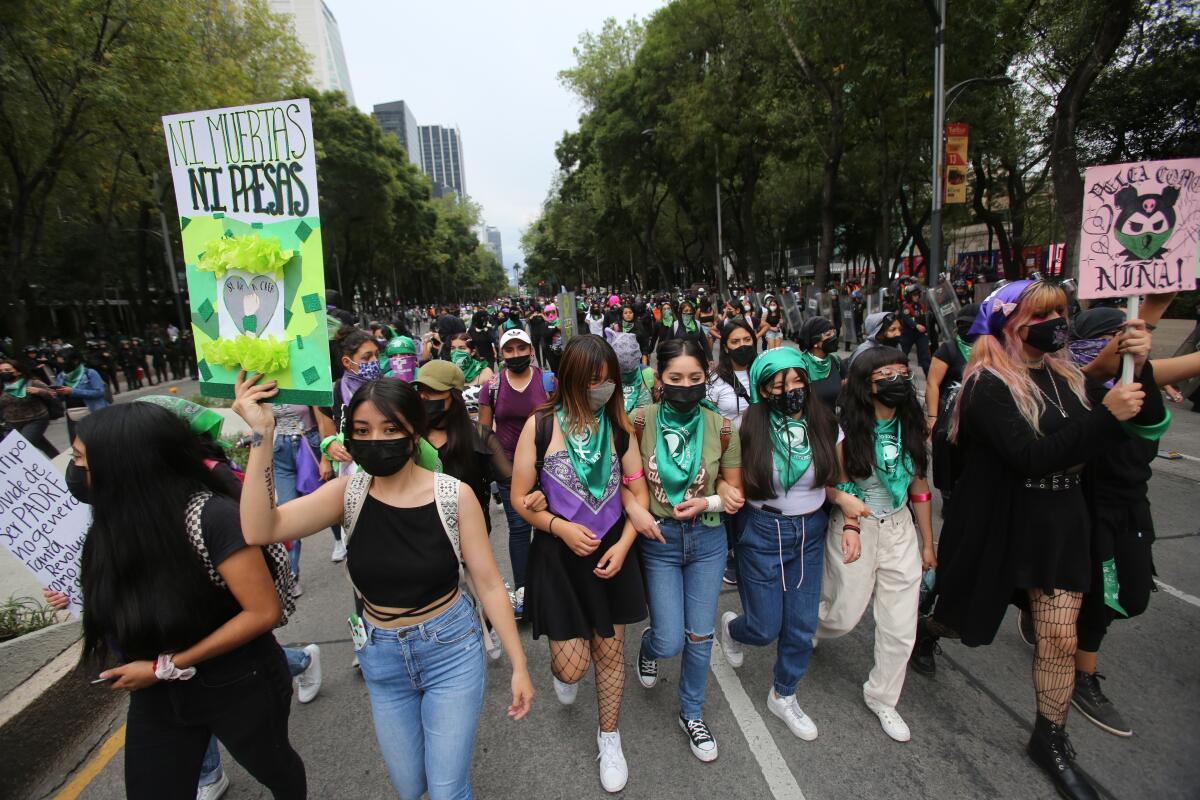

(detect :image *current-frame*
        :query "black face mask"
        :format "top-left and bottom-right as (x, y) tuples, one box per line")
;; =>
(880, 335), (901, 347)
(423, 399), (449, 429)
(728, 345), (756, 366)
(66, 462), (91, 504)
(955, 322), (973, 339)
(346, 438), (414, 477)
(661, 383), (707, 415)
(505, 355), (531, 374)
(874, 378), (914, 408)
(766, 387), (807, 416)
(1023, 317), (1069, 353)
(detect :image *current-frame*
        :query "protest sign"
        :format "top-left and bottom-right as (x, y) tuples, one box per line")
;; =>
(162, 98), (333, 404)
(1078, 158), (1200, 299)
(0, 431), (90, 616)
(558, 292), (578, 341)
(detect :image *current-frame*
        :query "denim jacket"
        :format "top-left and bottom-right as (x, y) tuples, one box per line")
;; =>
(55, 368), (109, 412)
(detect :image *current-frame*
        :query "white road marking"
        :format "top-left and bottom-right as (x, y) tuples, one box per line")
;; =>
(710, 643), (806, 800)
(1154, 578), (1200, 609)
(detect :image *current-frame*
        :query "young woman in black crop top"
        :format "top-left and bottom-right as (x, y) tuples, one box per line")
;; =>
(234, 373), (533, 799)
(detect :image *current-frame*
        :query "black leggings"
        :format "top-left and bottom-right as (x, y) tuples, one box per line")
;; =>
(15, 418), (59, 459)
(124, 636), (305, 799)
(1077, 501), (1155, 652)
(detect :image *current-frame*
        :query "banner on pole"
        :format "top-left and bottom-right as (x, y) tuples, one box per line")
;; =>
(162, 99), (333, 404)
(1078, 158), (1200, 299)
(944, 124), (970, 204)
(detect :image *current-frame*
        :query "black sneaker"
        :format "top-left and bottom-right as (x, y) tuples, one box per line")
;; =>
(1072, 671), (1132, 737)
(909, 621), (941, 677)
(1017, 608), (1036, 647)
(678, 714), (718, 762)
(722, 562), (738, 586)
(637, 628), (658, 689)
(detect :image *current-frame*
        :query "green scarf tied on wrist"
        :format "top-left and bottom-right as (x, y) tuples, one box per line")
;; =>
(770, 411), (813, 491)
(797, 350), (832, 381)
(655, 402), (705, 506)
(3, 378), (27, 399)
(874, 417), (913, 508)
(557, 406), (613, 501)
(955, 335), (973, 364)
(450, 350), (486, 382)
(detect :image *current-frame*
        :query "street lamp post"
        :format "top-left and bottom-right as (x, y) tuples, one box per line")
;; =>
(927, 0), (947, 287)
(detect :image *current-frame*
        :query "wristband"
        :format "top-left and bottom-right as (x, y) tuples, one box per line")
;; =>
(154, 654), (196, 682)
(908, 492), (932, 503)
(547, 516), (556, 536)
(319, 433), (343, 460)
(622, 468), (645, 486)
(843, 523), (861, 533)
(705, 494), (724, 513)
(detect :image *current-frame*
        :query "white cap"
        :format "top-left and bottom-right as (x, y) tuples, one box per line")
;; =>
(500, 328), (532, 348)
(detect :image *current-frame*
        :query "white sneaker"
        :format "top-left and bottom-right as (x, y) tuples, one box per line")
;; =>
(596, 729), (628, 793)
(865, 695), (911, 742)
(330, 540), (347, 562)
(766, 689), (818, 741)
(553, 676), (578, 705)
(351, 653), (360, 671)
(486, 629), (503, 661)
(295, 644), (322, 704)
(720, 611), (743, 668)
(196, 770), (229, 800)
(290, 582), (303, 598)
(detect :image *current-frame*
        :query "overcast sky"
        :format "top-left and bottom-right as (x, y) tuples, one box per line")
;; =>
(331, 0), (666, 273)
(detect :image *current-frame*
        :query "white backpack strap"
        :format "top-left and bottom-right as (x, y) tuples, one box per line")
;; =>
(342, 471), (372, 545)
(431, 472), (489, 632)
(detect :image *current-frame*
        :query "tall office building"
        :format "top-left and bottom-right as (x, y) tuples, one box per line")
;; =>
(269, 0), (355, 105)
(373, 101), (422, 168)
(418, 125), (466, 197)
(485, 226), (503, 264)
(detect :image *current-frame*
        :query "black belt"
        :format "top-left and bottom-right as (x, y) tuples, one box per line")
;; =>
(1022, 472), (1081, 491)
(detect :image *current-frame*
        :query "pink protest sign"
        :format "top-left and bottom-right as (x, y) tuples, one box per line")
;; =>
(1078, 158), (1200, 299)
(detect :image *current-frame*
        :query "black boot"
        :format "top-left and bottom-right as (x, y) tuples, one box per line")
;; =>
(909, 617), (940, 677)
(1027, 714), (1099, 800)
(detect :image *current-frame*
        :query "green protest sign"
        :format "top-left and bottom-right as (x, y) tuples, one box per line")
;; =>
(162, 98), (332, 405)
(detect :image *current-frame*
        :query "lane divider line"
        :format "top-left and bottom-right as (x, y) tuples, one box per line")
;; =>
(53, 723), (126, 800)
(709, 643), (806, 800)
(1154, 578), (1200, 609)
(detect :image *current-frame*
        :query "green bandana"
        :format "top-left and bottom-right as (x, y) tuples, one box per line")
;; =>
(955, 335), (972, 364)
(557, 406), (613, 502)
(770, 412), (812, 491)
(61, 365), (86, 388)
(681, 315), (698, 333)
(621, 321), (635, 333)
(451, 350), (486, 382)
(622, 368), (650, 413)
(655, 402), (705, 506)
(797, 351), (832, 381)
(1101, 558), (1128, 616)
(3, 378), (27, 398)
(748, 348), (808, 403)
(137, 395), (225, 441)
(661, 311), (674, 327)
(874, 417), (913, 508)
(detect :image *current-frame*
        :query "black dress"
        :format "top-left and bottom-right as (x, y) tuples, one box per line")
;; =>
(933, 368), (1125, 646)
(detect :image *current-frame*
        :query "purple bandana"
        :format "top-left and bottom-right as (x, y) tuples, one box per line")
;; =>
(968, 279), (1034, 339)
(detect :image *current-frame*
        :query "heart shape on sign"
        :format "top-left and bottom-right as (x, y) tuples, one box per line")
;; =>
(1082, 204), (1113, 236)
(223, 274), (281, 336)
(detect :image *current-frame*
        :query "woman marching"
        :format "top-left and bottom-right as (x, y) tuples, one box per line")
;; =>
(629, 338), (744, 762)
(757, 296), (785, 349)
(706, 321), (757, 430)
(795, 316), (845, 412)
(233, 373), (532, 800)
(930, 280), (1147, 800)
(718, 349), (867, 741)
(509, 334), (649, 793)
(816, 347), (935, 742)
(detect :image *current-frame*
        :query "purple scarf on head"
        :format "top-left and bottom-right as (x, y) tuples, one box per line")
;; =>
(1068, 338), (1113, 388)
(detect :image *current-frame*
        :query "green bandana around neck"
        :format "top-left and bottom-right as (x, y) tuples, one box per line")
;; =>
(655, 402), (706, 506)
(661, 311), (674, 327)
(748, 348), (807, 403)
(797, 350), (832, 381)
(874, 417), (912, 508)
(61, 365), (86, 388)
(955, 335), (972, 364)
(3, 377), (27, 398)
(622, 369), (649, 413)
(681, 315), (698, 332)
(451, 350), (486, 382)
(621, 321), (635, 333)
(770, 412), (812, 491)
(557, 406), (613, 502)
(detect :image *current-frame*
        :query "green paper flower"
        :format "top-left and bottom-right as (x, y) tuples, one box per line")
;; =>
(201, 335), (291, 374)
(197, 234), (293, 279)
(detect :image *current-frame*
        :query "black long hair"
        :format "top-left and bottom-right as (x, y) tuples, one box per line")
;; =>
(839, 347), (928, 480)
(655, 337), (710, 377)
(740, 367), (839, 500)
(428, 388), (485, 492)
(714, 320), (757, 394)
(345, 376), (429, 443)
(333, 324), (375, 380)
(79, 404), (240, 662)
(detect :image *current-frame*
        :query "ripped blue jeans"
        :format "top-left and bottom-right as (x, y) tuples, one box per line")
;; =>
(638, 518), (727, 719)
(728, 505), (828, 698)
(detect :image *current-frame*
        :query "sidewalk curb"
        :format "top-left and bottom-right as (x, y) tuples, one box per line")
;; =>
(0, 621), (82, 728)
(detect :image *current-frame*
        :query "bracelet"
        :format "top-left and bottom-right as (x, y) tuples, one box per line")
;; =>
(547, 516), (556, 536)
(705, 494), (724, 513)
(622, 468), (645, 486)
(908, 491), (932, 503)
(154, 653), (196, 682)
(842, 524), (861, 533)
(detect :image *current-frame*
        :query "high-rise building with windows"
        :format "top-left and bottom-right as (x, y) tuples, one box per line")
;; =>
(485, 226), (503, 264)
(373, 101), (422, 168)
(418, 125), (466, 198)
(269, 0), (355, 104)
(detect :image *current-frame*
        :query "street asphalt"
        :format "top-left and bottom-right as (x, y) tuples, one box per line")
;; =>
(16, 319), (1200, 800)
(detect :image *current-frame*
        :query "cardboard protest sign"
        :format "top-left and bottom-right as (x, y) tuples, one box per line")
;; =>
(0, 431), (90, 616)
(558, 292), (578, 341)
(1079, 158), (1200, 299)
(162, 99), (333, 404)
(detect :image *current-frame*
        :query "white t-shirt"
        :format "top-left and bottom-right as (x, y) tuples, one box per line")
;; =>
(707, 370), (752, 429)
(748, 426), (845, 516)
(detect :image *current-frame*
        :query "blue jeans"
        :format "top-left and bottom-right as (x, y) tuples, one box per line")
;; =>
(728, 505), (828, 697)
(638, 518), (727, 719)
(198, 646), (310, 786)
(500, 484), (532, 589)
(358, 594), (486, 800)
(274, 432), (341, 578)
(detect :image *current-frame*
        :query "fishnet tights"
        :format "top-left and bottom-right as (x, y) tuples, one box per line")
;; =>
(1029, 588), (1083, 725)
(549, 625), (627, 732)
